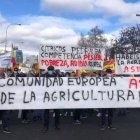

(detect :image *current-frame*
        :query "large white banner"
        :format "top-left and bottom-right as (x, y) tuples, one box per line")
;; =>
(115, 53), (140, 74)
(39, 45), (105, 70)
(0, 77), (140, 110)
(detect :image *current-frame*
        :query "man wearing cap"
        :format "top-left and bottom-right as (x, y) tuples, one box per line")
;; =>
(100, 69), (116, 131)
(41, 66), (60, 132)
(10, 68), (20, 77)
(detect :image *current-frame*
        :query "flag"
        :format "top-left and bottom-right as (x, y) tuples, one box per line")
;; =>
(103, 59), (115, 73)
(11, 44), (16, 67)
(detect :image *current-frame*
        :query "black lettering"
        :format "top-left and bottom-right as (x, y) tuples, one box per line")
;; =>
(59, 77), (63, 86)
(23, 91), (29, 103)
(96, 77), (101, 86)
(16, 77), (25, 86)
(72, 91), (80, 101)
(44, 92), (50, 102)
(91, 90), (97, 100)
(60, 91), (66, 101)
(76, 77), (81, 85)
(103, 78), (109, 86)
(1, 92), (6, 104)
(30, 91), (36, 102)
(7, 78), (14, 86)
(46, 78), (52, 87)
(82, 77), (88, 86)
(34, 77), (41, 86)
(68, 89), (70, 101)
(41, 45), (45, 58)
(110, 78), (116, 86)
(68, 78), (74, 86)
(117, 90), (125, 101)
(27, 77), (33, 86)
(127, 90), (134, 100)
(82, 90), (89, 100)
(89, 78), (95, 85)
(98, 91), (105, 100)
(9, 92), (15, 104)
(52, 92), (57, 101)
(107, 91), (114, 100)
(42, 77), (45, 86)
(53, 78), (59, 86)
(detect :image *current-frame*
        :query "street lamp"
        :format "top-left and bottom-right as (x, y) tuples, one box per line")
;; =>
(5, 24), (21, 52)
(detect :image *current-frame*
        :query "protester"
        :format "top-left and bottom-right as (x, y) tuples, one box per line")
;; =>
(30, 71), (43, 121)
(7, 69), (13, 77)
(10, 68), (30, 124)
(41, 66), (60, 132)
(100, 69), (116, 131)
(70, 71), (82, 124)
(80, 72), (88, 119)
(62, 72), (74, 117)
(55, 69), (65, 77)
(10, 68), (21, 77)
(65, 72), (70, 77)
(0, 68), (11, 133)
(22, 72), (30, 123)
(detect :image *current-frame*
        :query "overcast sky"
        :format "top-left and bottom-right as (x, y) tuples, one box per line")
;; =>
(0, 0), (140, 55)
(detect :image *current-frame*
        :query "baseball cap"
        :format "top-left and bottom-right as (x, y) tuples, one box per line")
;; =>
(47, 66), (54, 71)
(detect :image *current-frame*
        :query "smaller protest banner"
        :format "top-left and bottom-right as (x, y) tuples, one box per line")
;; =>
(115, 53), (140, 74)
(39, 46), (105, 71)
(0, 53), (11, 68)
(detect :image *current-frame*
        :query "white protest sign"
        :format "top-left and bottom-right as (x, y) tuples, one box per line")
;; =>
(0, 52), (11, 68)
(115, 53), (140, 74)
(39, 46), (105, 70)
(0, 57), (10, 68)
(0, 77), (140, 110)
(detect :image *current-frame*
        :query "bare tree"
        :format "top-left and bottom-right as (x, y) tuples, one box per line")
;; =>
(78, 26), (107, 48)
(87, 26), (107, 48)
(112, 24), (140, 56)
(78, 33), (88, 47)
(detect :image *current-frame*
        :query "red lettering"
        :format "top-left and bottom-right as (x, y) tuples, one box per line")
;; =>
(63, 60), (68, 67)
(124, 66), (129, 73)
(84, 54), (103, 61)
(41, 60), (68, 67)
(129, 78), (137, 89)
(41, 60), (49, 66)
(78, 60), (87, 67)
(70, 60), (77, 66)
(97, 54), (103, 61)
(123, 66), (140, 73)
(131, 66), (135, 72)
(136, 66), (140, 72)
(84, 54), (88, 60)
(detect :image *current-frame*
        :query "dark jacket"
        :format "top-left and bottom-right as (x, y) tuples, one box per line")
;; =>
(41, 72), (57, 78)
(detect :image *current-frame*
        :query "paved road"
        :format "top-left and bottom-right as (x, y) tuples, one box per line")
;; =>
(0, 109), (140, 140)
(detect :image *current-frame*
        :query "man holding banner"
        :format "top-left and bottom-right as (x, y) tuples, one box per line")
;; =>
(100, 69), (116, 131)
(41, 66), (60, 132)
(0, 68), (11, 133)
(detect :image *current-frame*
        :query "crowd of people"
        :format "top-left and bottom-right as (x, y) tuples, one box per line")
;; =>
(0, 66), (129, 134)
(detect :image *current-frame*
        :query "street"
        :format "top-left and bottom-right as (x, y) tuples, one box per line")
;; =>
(0, 109), (140, 140)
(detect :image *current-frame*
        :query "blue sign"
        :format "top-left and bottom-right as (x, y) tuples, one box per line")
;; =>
(15, 50), (23, 64)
